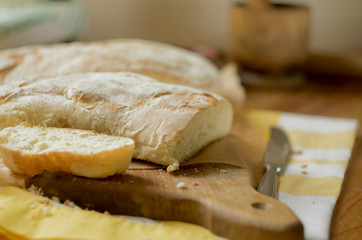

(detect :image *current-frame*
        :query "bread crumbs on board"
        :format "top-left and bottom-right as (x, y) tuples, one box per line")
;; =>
(27, 184), (43, 196)
(176, 182), (187, 189)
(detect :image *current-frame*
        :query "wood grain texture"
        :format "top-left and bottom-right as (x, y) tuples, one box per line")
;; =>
(26, 164), (303, 240)
(243, 75), (362, 240)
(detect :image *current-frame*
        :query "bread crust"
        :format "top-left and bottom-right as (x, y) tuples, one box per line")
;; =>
(0, 72), (233, 169)
(0, 39), (220, 92)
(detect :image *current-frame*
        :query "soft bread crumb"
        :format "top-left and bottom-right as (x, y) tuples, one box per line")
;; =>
(0, 124), (134, 178)
(176, 182), (187, 189)
(167, 163), (179, 172)
(27, 185), (81, 210)
(27, 184), (43, 196)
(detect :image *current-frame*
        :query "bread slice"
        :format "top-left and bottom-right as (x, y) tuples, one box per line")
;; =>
(0, 39), (220, 92)
(0, 123), (134, 178)
(0, 72), (233, 171)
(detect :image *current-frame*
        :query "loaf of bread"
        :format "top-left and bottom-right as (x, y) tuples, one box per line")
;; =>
(0, 72), (233, 171)
(0, 39), (220, 92)
(0, 123), (134, 178)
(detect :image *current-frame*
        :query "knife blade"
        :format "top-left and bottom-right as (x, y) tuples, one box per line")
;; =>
(257, 127), (290, 198)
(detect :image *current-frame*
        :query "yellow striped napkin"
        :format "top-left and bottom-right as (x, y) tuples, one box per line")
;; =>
(246, 109), (359, 240)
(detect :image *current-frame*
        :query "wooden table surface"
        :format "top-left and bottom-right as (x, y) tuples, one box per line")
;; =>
(243, 74), (362, 240)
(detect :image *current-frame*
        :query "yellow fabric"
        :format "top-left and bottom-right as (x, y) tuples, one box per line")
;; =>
(0, 187), (219, 240)
(286, 130), (356, 149)
(278, 175), (343, 196)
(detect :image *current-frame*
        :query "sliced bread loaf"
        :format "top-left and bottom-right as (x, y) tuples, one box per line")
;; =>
(0, 72), (233, 171)
(0, 123), (134, 178)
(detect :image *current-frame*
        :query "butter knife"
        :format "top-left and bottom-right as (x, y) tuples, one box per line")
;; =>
(257, 127), (290, 198)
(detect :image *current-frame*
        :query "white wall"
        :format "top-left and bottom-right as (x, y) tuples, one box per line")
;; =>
(284, 0), (362, 52)
(76, 0), (362, 53)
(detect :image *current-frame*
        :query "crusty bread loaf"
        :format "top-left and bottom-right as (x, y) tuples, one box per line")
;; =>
(0, 72), (233, 171)
(0, 39), (220, 92)
(0, 123), (134, 178)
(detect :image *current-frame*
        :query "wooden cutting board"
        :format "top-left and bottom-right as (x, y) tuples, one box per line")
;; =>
(26, 162), (303, 240)
(24, 116), (304, 240)
(1, 118), (304, 239)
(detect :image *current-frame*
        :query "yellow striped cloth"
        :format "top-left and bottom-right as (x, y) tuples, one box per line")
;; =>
(245, 109), (359, 240)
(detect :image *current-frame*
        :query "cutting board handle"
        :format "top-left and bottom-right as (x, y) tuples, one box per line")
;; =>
(201, 186), (303, 239)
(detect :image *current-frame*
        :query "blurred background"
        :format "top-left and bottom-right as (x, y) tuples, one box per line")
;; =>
(78, 0), (362, 54)
(1, 0), (361, 78)
(1, 0), (361, 52)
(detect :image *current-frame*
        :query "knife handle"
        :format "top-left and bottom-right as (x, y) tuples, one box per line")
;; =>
(257, 165), (279, 198)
